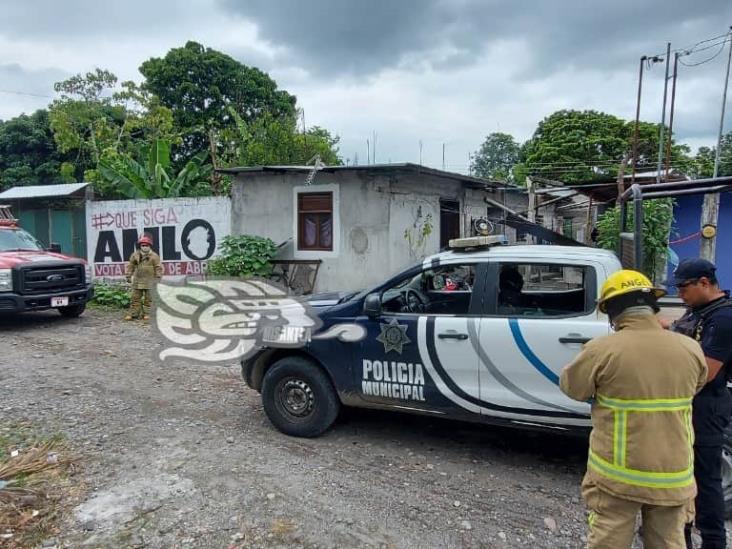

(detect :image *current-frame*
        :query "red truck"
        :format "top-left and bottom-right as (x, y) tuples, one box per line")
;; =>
(0, 206), (93, 317)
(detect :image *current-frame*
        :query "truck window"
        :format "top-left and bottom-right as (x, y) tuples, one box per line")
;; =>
(0, 228), (43, 251)
(495, 263), (592, 317)
(381, 263), (478, 315)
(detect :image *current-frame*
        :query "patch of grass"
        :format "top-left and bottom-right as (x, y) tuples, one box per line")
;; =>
(0, 423), (79, 548)
(90, 282), (131, 310)
(270, 518), (296, 536)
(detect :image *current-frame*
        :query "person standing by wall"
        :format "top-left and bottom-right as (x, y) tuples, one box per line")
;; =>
(125, 233), (163, 321)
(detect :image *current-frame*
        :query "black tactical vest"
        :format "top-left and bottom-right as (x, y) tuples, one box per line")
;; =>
(671, 297), (732, 387)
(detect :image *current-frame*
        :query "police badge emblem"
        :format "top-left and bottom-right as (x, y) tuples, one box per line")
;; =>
(376, 318), (411, 354)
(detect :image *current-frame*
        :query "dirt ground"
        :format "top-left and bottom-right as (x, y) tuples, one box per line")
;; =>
(0, 308), (717, 548)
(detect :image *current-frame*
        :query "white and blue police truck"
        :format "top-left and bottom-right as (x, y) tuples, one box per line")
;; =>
(242, 236), (626, 438)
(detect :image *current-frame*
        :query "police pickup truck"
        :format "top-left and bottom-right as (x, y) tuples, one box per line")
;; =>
(242, 236), (625, 438)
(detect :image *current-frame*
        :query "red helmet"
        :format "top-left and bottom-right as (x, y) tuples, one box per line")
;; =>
(138, 234), (153, 246)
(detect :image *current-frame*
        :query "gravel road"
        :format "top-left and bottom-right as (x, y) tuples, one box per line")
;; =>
(0, 308), (638, 548)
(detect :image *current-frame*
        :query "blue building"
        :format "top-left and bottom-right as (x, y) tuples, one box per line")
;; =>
(667, 192), (732, 292)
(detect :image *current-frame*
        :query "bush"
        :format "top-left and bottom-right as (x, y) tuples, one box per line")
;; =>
(206, 235), (278, 278)
(596, 198), (675, 278)
(91, 282), (131, 309)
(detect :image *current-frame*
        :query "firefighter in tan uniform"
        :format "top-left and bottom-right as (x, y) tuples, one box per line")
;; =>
(560, 270), (708, 549)
(125, 234), (162, 321)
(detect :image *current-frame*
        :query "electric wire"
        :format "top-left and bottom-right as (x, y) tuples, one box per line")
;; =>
(0, 89), (53, 98)
(650, 31), (732, 59)
(679, 36), (732, 67)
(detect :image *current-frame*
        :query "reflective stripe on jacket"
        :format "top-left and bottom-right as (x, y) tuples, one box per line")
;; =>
(560, 313), (708, 505)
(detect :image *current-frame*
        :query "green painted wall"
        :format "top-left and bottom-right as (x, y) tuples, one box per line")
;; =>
(11, 202), (87, 258)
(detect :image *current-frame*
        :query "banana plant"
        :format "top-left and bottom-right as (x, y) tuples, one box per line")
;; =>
(97, 139), (212, 198)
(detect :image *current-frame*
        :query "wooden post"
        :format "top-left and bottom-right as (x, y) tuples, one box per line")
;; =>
(701, 28), (732, 261)
(585, 196), (594, 245)
(700, 194), (720, 260)
(208, 129), (222, 194)
(616, 153), (630, 206)
(526, 177), (535, 245)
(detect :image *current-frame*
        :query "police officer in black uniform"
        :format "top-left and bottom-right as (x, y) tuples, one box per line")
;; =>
(668, 258), (732, 549)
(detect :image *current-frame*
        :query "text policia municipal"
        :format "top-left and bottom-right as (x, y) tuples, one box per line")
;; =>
(362, 359), (426, 402)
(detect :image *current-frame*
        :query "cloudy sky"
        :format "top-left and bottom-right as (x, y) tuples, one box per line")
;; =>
(1, 0), (731, 173)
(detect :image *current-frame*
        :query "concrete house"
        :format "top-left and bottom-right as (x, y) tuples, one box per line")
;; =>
(222, 164), (521, 292)
(221, 163), (580, 293)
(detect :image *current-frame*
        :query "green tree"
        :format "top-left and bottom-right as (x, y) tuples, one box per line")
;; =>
(49, 68), (125, 178)
(522, 110), (691, 184)
(0, 110), (71, 190)
(595, 199), (675, 279)
(97, 139), (212, 199)
(225, 110), (341, 167)
(719, 132), (732, 176)
(692, 146), (716, 179)
(295, 125), (341, 166)
(111, 80), (179, 157)
(471, 132), (521, 181)
(139, 41), (296, 160)
(691, 132), (732, 179)
(49, 69), (181, 188)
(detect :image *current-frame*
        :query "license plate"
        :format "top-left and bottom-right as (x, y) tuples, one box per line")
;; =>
(51, 296), (69, 307)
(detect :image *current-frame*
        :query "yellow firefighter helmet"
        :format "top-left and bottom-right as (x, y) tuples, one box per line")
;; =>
(598, 269), (666, 313)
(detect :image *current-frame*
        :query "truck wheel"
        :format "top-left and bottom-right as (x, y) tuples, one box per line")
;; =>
(58, 304), (86, 318)
(261, 357), (340, 438)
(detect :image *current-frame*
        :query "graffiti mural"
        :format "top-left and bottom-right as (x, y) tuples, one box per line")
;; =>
(86, 197), (231, 280)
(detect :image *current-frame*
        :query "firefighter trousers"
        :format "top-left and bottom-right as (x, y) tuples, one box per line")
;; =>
(129, 288), (152, 318)
(583, 483), (689, 549)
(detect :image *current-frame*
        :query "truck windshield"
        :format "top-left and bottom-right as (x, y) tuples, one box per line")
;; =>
(0, 228), (44, 252)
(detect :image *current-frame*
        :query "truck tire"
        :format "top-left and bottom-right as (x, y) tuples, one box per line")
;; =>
(58, 304), (86, 318)
(261, 357), (340, 438)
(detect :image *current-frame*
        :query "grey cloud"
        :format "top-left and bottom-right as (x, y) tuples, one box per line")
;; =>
(0, 64), (69, 119)
(220, 0), (450, 75)
(0, 63), (68, 96)
(218, 0), (731, 78)
(0, 1), (180, 38)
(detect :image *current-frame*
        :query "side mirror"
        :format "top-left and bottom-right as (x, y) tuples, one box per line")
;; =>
(48, 243), (62, 253)
(363, 293), (382, 317)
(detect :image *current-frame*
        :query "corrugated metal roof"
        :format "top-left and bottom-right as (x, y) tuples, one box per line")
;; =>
(0, 183), (90, 200)
(216, 162), (510, 190)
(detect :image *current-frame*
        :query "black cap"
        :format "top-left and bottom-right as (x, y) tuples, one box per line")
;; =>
(668, 258), (717, 286)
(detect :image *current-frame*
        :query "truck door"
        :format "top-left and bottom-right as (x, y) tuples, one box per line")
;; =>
(477, 260), (609, 421)
(356, 261), (486, 418)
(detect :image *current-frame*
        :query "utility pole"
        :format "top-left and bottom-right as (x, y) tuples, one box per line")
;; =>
(664, 52), (680, 181)
(700, 27), (732, 261)
(656, 43), (671, 183)
(442, 143), (445, 171)
(366, 139), (370, 166)
(631, 56), (647, 184)
(419, 140), (423, 165)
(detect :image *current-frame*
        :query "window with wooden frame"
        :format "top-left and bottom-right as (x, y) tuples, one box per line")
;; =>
(297, 192), (333, 251)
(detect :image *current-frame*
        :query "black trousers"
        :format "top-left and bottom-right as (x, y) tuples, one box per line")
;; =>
(689, 392), (732, 549)
(693, 443), (726, 548)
